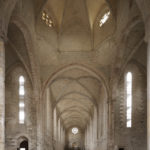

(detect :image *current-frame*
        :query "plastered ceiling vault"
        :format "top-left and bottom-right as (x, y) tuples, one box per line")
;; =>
(49, 67), (104, 129)
(35, 0), (115, 130)
(37, 0), (115, 54)
(45, 0), (105, 29)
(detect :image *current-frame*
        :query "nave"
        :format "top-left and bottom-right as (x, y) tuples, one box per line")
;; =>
(0, 0), (150, 150)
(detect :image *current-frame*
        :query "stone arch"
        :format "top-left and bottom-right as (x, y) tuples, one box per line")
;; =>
(118, 57), (146, 83)
(6, 62), (33, 88)
(58, 106), (92, 118)
(50, 76), (100, 105)
(3, 0), (38, 90)
(124, 60), (147, 83)
(17, 136), (29, 149)
(115, 18), (145, 76)
(42, 63), (109, 140)
(42, 63), (109, 100)
(53, 91), (97, 109)
(9, 16), (38, 90)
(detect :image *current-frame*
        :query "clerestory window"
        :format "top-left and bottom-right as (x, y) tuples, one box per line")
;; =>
(126, 72), (132, 128)
(99, 11), (110, 27)
(19, 76), (25, 124)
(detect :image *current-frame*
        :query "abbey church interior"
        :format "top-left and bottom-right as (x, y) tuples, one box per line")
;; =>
(0, 0), (150, 150)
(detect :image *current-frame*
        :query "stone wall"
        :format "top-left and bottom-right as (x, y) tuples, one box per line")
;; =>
(112, 1), (147, 149)
(114, 60), (147, 150)
(5, 66), (37, 150)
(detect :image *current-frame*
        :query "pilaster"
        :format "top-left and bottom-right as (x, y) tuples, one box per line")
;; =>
(0, 37), (5, 150)
(146, 16), (150, 150)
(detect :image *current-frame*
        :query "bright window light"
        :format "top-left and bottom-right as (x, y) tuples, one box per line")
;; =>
(19, 76), (25, 83)
(127, 120), (131, 128)
(19, 102), (25, 108)
(19, 76), (25, 96)
(19, 76), (25, 124)
(41, 11), (53, 28)
(72, 128), (78, 135)
(99, 11), (110, 27)
(19, 110), (25, 124)
(20, 148), (26, 150)
(126, 72), (132, 128)
(19, 86), (25, 96)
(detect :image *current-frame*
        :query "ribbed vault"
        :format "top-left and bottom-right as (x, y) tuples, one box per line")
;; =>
(48, 66), (104, 130)
(36, 0), (115, 53)
(44, 0), (106, 28)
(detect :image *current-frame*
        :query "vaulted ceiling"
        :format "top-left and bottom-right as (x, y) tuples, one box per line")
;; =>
(36, 0), (116, 73)
(34, 0), (118, 21)
(35, 0), (116, 130)
(44, 0), (106, 29)
(49, 66), (104, 129)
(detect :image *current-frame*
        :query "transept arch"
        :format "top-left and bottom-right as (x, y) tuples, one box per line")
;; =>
(8, 16), (37, 87)
(42, 63), (109, 97)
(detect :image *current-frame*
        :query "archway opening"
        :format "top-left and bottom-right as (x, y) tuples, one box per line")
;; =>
(18, 140), (28, 150)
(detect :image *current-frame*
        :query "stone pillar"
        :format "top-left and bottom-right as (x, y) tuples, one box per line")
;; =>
(147, 31), (150, 150)
(0, 39), (5, 150)
(146, 16), (150, 150)
(148, 44), (150, 150)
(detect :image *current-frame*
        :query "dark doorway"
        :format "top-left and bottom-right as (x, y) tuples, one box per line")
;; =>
(119, 148), (124, 150)
(19, 140), (28, 150)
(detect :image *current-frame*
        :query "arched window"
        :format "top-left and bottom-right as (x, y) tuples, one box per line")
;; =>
(72, 127), (78, 135)
(19, 76), (25, 124)
(126, 72), (132, 128)
(99, 11), (110, 27)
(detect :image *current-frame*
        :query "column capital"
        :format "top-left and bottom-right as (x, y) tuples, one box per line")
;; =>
(145, 15), (150, 42)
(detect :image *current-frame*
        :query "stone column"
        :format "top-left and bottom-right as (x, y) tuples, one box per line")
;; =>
(0, 39), (5, 150)
(146, 16), (150, 150)
(148, 49), (150, 150)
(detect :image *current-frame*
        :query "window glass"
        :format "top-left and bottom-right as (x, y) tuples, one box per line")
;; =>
(72, 128), (78, 134)
(19, 76), (25, 124)
(126, 72), (132, 128)
(99, 11), (110, 27)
